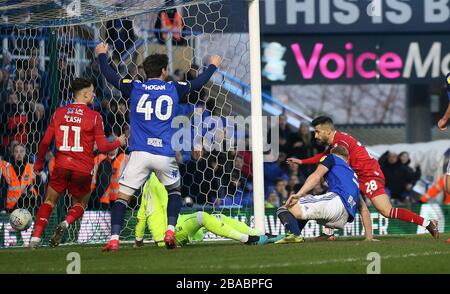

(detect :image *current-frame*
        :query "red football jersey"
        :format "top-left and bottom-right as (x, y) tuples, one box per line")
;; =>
(36, 103), (121, 174)
(329, 131), (381, 177)
(301, 131), (382, 177)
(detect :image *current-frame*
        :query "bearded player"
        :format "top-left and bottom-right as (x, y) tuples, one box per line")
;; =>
(287, 116), (439, 239)
(30, 78), (126, 248)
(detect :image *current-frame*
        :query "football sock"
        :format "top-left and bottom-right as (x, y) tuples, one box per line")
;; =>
(389, 208), (428, 227)
(111, 199), (127, 237)
(65, 204), (84, 225)
(277, 207), (302, 235)
(32, 203), (53, 238)
(297, 220), (308, 232)
(167, 191), (182, 227)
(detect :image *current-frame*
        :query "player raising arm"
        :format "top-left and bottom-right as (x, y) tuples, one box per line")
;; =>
(287, 117), (439, 239)
(95, 42), (222, 251)
(30, 78), (126, 248)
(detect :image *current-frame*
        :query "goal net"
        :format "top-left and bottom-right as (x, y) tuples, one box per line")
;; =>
(0, 0), (257, 247)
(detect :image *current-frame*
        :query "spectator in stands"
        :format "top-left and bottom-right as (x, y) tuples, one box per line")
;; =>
(287, 174), (300, 195)
(0, 68), (12, 101)
(265, 189), (280, 209)
(27, 102), (46, 154)
(154, 1), (186, 46)
(287, 122), (320, 176)
(1, 92), (28, 146)
(90, 137), (128, 210)
(399, 151), (421, 187)
(264, 153), (289, 192)
(4, 144), (41, 211)
(278, 114), (292, 154)
(186, 64), (206, 104)
(379, 151), (416, 204)
(83, 60), (106, 101)
(274, 178), (289, 205)
(112, 99), (129, 136)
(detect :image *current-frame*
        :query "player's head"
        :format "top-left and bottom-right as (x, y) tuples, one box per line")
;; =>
(143, 54), (169, 80)
(71, 78), (94, 104)
(330, 146), (349, 161)
(311, 116), (335, 145)
(13, 144), (26, 162)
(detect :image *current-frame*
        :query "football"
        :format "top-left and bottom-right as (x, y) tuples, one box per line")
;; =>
(9, 209), (33, 231)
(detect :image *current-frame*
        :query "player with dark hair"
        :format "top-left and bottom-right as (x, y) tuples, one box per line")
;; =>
(30, 78), (126, 248)
(95, 42), (222, 251)
(287, 116), (439, 239)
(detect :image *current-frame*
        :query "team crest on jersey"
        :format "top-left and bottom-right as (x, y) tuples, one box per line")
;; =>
(171, 170), (178, 178)
(75, 108), (84, 115)
(67, 108), (74, 114)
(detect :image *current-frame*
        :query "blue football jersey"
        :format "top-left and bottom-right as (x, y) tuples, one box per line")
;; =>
(320, 154), (360, 222)
(127, 79), (185, 157)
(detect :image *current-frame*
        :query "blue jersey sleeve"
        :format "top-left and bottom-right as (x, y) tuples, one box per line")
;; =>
(98, 53), (133, 97)
(174, 64), (217, 102)
(319, 154), (336, 170)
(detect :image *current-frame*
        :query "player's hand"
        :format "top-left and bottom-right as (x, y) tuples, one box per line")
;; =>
(438, 118), (448, 130)
(95, 42), (109, 57)
(117, 134), (127, 146)
(33, 161), (44, 174)
(210, 55), (222, 68)
(286, 194), (300, 208)
(287, 158), (302, 166)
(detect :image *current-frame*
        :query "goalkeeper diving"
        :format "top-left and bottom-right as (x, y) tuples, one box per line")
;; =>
(135, 174), (274, 247)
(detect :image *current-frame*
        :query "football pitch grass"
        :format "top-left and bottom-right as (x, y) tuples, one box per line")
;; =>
(1, 233), (449, 274)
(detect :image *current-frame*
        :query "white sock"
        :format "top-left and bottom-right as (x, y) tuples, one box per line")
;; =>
(30, 237), (40, 242)
(422, 219), (431, 227)
(136, 237), (143, 242)
(110, 234), (119, 241)
(167, 225), (175, 233)
(240, 235), (249, 243)
(62, 220), (69, 228)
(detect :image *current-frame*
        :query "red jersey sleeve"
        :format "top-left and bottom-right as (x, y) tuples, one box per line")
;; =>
(35, 112), (56, 171)
(300, 151), (327, 165)
(93, 113), (121, 153)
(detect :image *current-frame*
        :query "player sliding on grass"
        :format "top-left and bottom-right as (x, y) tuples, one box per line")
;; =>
(95, 42), (222, 251)
(287, 117), (439, 239)
(30, 78), (126, 248)
(134, 173), (271, 247)
(437, 72), (450, 243)
(276, 146), (373, 243)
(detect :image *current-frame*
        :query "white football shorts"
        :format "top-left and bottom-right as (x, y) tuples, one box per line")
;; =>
(298, 192), (350, 229)
(119, 151), (180, 195)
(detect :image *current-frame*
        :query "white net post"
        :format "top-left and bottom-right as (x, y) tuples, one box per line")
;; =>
(248, 0), (265, 234)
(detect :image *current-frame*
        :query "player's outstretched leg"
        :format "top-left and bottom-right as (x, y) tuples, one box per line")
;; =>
(201, 212), (268, 245)
(165, 189), (182, 249)
(371, 194), (439, 239)
(49, 200), (86, 247)
(30, 187), (61, 249)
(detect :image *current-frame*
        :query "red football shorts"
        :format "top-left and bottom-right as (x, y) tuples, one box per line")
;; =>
(49, 167), (92, 198)
(358, 169), (386, 199)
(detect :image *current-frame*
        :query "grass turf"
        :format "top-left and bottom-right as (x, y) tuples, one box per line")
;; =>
(0, 234), (449, 274)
